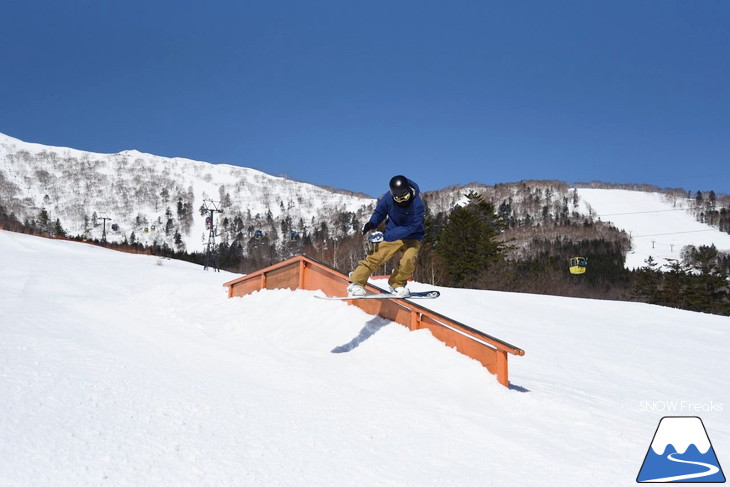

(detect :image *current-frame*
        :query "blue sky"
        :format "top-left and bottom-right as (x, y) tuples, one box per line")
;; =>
(1, 1), (729, 196)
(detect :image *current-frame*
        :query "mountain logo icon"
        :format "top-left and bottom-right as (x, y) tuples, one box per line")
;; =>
(637, 416), (725, 483)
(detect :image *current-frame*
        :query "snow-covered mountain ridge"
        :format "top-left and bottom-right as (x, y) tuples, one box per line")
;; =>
(2, 132), (729, 269)
(0, 132), (374, 252)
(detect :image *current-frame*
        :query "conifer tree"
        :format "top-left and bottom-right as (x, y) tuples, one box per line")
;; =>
(660, 259), (689, 309)
(633, 256), (662, 303)
(38, 208), (50, 233)
(437, 193), (506, 287)
(52, 218), (66, 237)
(682, 245), (730, 315)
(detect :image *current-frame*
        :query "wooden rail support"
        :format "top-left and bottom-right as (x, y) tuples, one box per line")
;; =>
(223, 255), (524, 388)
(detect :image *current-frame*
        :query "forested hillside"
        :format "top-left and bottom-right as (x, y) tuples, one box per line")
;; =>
(2, 133), (729, 314)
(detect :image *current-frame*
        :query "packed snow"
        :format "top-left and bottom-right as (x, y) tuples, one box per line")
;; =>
(1, 229), (727, 486)
(576, 188), (730, 269)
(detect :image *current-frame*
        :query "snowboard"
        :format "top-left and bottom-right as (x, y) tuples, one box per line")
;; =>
(315, 290), (440, 301)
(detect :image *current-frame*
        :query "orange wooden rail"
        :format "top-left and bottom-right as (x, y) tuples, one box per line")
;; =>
(223, 255), (525, 387)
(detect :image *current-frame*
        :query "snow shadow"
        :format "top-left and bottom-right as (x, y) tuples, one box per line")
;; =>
(331, 316), (390, 353)
(508, 383), (530, 393)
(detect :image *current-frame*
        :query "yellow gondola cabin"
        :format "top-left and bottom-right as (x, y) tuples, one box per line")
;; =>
(569, 257), (588, 275)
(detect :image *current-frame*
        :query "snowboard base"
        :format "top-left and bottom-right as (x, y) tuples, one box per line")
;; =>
(315, 290), (440, 301)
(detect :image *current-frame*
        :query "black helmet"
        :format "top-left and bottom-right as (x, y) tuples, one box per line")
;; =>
(389, 175), (411, 202)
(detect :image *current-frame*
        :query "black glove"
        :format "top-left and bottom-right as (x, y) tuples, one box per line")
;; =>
(362, 222), (374, 235)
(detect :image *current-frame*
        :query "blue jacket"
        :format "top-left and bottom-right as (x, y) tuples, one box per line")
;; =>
(368, 179), (425, 241)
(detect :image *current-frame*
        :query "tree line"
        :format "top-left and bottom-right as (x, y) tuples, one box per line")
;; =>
(410, 191), (729, 315)
(633, 247), (730, 315)
(3, 183), (729, 316)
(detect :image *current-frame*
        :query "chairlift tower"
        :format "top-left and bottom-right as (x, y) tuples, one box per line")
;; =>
(99, 216), (111, 243)
(203, 200), (222, 271)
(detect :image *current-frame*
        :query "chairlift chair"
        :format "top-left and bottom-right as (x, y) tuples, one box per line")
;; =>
(569, 256), (588, 275)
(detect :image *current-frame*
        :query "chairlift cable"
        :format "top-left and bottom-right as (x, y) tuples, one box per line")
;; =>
(595, 208), (691, 217)
(632, 229), (719, 238)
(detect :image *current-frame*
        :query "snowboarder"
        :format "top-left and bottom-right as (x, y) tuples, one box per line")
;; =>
(347, 175), (425, 298)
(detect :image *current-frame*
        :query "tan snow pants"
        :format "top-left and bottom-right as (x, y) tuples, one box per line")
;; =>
(349, 239), (422, 289)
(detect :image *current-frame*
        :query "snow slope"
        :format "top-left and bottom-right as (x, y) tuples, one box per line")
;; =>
(0, 132), (374, 252)
(1, 230), (728, 486)
(577, 188), (730, 269)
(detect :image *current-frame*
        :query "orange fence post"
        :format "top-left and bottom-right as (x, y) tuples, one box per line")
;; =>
(495, 350), (509, 388)
(298, 259), (306, 289)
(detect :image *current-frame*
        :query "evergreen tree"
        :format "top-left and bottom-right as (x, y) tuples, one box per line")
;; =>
(633, 256), (662, 303)
(660, 259), (689, 309)
(682, 245), (730, 315)
(52, 218), (66, 237)
(38, 208), (50, 233)
(437, 195), (506, 287)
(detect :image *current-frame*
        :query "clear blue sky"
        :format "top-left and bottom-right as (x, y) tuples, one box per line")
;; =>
(2, 0), (729, 196)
